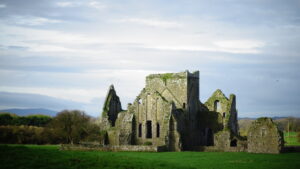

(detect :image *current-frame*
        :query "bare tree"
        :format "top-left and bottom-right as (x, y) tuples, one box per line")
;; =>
(50, 110), (90, 144)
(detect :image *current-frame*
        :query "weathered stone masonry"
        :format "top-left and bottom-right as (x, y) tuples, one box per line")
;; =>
(99, 70), (284, 153)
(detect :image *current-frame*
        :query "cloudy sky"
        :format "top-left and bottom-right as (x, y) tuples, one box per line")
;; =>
(0, 0), (300, 117)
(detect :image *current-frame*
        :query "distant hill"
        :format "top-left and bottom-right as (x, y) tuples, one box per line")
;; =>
(238, 117), (288, 120)
(0, 108), (58, 117)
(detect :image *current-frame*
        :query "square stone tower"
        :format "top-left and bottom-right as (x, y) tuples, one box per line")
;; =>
(145, 70), (199, 112)
(128, 70), (200, 147)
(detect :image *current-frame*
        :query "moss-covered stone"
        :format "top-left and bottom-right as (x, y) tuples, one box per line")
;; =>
(204, 89), (238, 135)
(247, 117), (284, 154)
(96, 70), (279, 154)
(100, 85), (122, 127)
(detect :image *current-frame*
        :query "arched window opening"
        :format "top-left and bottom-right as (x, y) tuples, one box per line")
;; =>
(223, 112), (226, 118)
(214, 100), (221, 112)
(183, 103), (186, 109)
(156, 123), (160, 137)
(138, 123), (142, 137)
(230, 139), (237, 147)
(146, 121), (152, 138)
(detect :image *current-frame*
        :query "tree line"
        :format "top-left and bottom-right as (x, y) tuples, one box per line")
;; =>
(0, 113), (52, 126)
(0, 110), (101, 144)
(275, 117), (300, 132)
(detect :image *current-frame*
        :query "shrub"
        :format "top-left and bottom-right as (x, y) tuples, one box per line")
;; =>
(0, 125), (61, 144)
(0, 110), (101, 144)
(49, 110), (95, 144)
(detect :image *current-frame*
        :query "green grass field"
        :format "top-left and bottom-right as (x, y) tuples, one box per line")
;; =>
(0, 144), (300, 169)
(284, 132), (300, 146)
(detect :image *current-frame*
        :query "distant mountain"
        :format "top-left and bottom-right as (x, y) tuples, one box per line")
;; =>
(0, 108), (58, 117)
(271, 116), (289, 120)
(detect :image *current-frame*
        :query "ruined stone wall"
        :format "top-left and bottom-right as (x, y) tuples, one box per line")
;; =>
(98, 70), (244, 152)
(61, 144), (167, 152)
(125, 71), (201, 150)
(187, 71), (200, 113)
(131, 71), (201, 150)
(145, 71), (188, 109)
(213, 130), (246, 151)
(228, 94), (238, 135)
(214, 131), (230, 149)
(107, 129), (119, 145)
(101, 85), (122, 129)
(168, 108), (186, 151)
(94, 70), (288, 154)
(101, 111), (134, 146)
(184, 71), (203, 149)
(204, 89), (238, 134)
(115, 111), (134, 145)
(247, 117), (284, 154)
(132, 89), (172, 146)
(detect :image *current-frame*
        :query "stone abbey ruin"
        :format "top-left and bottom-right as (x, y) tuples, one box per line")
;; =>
(98, 70), (284, 153)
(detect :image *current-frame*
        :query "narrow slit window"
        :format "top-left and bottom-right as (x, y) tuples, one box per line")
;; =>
(138, 123), (142, 137)
(156, 123), (160, 138)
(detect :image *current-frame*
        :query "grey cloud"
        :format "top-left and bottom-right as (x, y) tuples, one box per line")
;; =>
(0, 0), (299, 118)
(0, 0), (52, 18)
(7, 45), (28, 50)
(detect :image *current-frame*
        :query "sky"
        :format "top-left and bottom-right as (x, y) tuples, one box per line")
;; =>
(0, 0), (300, 117)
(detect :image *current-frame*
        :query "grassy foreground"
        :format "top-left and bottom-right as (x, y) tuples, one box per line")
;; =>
(0, 144), (300, 169)
(284, 132), (300, 146)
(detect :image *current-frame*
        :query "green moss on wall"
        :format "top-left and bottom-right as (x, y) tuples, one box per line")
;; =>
(204, 89), (229, 110)
(146, 73), (186, 83)
(204, 89), (235, 131)
(161, 73), (173, 84)
(102, 92), (113, 118)
(143, 141), (153, 145)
